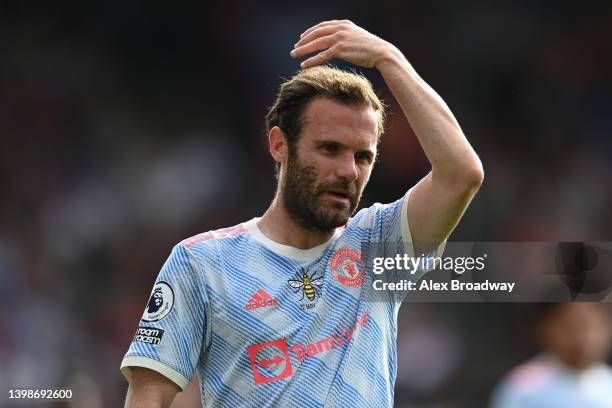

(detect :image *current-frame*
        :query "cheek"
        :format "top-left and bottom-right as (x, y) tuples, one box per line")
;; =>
(311, 159), (336, 180)
(360, 167), (373, 187)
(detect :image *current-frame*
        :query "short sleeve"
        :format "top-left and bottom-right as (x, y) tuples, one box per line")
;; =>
(120, 244), (209, 390)
(374, 188), (445, 262)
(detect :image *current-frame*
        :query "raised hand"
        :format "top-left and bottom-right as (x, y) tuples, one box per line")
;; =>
(290, 20), (396, 69)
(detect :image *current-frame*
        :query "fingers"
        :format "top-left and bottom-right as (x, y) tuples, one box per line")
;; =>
(299, 47), (336, 68)
(293, 19), (355, 68)
(299, 20), (338, 39)
(290, 34), (336, 59)
(299, 19), (352, 39)
(294, 25), (338, 49)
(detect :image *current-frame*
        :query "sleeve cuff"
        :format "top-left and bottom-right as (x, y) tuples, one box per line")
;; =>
(120, 355), (190, 391)
(400, 188), (415, 257)
(401, 188), (446, 267)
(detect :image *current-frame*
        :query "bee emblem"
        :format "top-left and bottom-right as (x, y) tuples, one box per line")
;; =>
(287, 269), (323, 301)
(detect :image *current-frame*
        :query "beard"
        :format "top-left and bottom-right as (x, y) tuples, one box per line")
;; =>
(281, 152), (361, 233)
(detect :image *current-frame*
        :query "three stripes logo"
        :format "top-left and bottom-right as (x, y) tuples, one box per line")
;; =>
(245, 289), (280, 311)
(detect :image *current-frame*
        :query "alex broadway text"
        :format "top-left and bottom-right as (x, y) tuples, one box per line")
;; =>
(373, 279), (516, 293)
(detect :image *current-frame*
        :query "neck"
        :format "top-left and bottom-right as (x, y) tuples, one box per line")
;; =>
(546, 352), (596, 373)
(257, 196), (337, 250)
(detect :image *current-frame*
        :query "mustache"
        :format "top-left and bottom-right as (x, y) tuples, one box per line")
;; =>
(316, 180), (358, 198)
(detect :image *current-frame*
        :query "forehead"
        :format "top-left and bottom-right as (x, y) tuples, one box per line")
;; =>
(300, 97), (378, 148)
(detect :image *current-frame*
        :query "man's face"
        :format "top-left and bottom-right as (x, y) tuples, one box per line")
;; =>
(281, 97), (378, 233)
(543, 303), (612, 369)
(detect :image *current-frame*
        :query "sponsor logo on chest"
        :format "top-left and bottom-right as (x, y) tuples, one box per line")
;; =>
(246, 311), (369, 384)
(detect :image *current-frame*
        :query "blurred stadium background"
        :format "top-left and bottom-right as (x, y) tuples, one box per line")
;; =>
(1, 0), (611, 406)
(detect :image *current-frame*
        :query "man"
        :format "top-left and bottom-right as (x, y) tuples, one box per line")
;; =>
(121, 20), (483, 407)
(492, 303), (612, 407)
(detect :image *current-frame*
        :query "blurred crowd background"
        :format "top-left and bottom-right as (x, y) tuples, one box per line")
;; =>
(1, 0), (611, 406)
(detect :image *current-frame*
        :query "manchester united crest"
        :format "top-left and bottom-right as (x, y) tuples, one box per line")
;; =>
(329, 247), (365, 288)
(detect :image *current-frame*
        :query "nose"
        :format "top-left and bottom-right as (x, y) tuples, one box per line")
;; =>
(335, 152), (359, 181)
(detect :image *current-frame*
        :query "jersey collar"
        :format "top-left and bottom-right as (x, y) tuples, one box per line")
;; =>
(243, 217), (343, 261)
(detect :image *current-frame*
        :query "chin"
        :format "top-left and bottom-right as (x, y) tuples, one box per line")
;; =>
(322, 213), (351, 229)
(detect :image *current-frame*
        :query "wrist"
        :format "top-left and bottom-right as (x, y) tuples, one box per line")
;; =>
(374, 44), (405, 70)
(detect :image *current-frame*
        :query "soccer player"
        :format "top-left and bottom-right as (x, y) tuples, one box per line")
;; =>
(491, 303), (612, 407)
(120, 20), (483, 407)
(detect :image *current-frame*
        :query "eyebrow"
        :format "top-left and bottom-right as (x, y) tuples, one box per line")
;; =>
(314, 139), (376, 157)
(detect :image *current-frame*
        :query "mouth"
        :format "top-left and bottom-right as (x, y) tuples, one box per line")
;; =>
(325, 191), (351, 204)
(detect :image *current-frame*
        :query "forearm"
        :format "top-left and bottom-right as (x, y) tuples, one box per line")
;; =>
(376, 47), (482, 184)
(125, 388), (169, 408)
(124, 367), (179, 408)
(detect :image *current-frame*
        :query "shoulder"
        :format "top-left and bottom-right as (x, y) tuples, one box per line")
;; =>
(499, 355), (558, 395)
(179, 223), (249, 251)
(169, 223), (251, 270)
(346, 192), (408, 230)
(585, 363), (612, 388)
(347, 202), (386, 229)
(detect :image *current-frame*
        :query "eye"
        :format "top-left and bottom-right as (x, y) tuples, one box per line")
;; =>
(356, 152), (373, 164)
(321, 143), (340, 154)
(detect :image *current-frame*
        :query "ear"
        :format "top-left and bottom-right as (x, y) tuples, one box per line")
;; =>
(268, 126), (288, 165)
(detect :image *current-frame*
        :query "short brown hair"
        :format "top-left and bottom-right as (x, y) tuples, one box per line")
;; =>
(265, 65), (385, 172)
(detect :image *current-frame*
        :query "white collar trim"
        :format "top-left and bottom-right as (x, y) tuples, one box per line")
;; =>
(243, 217), (342, 261)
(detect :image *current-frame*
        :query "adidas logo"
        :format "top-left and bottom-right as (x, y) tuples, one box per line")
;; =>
(245, 289), (279, 311)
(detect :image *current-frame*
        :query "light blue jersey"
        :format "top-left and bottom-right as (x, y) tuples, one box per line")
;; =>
(492, 354), (612, 408)
(121, 189), (428, 407)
